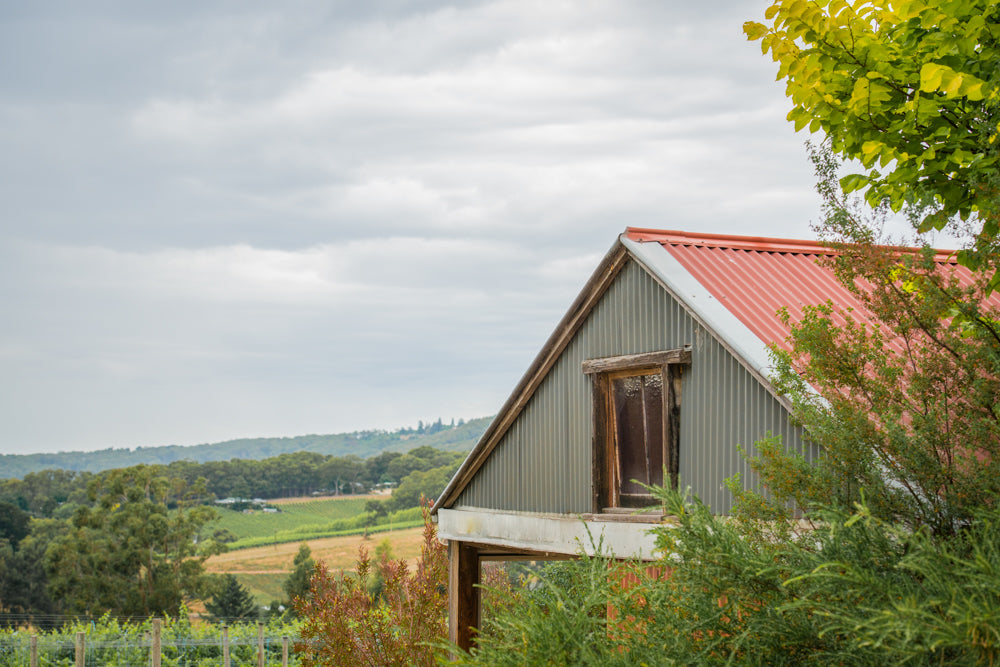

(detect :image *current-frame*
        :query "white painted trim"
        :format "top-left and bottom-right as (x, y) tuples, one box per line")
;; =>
(437, 508), (663, 561)
(621, 234), (777, 382)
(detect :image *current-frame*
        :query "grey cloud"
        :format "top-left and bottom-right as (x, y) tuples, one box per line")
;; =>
(0, 1), (825, 454)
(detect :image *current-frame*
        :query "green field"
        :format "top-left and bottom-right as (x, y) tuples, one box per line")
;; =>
(211, 497), (370, 542)
(208, 496), (424, 549)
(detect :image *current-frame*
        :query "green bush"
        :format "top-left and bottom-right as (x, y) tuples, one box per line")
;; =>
(0, 613), (304, 667)
(456, 488), (1000, 666)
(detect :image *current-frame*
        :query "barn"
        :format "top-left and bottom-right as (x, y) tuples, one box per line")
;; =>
(430, 227), (893, 648)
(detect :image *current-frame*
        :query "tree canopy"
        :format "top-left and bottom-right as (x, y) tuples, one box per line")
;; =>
(205, 574), (258, 623)
(283, 543), (316, 612)
(45, 467), (220, 618)
(745, 0), (1000, 277)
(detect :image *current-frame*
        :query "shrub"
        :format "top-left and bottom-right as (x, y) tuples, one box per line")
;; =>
(296, 501), (448, 667)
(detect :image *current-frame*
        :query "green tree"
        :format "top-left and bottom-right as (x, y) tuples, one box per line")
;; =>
(283, 543), (315, 611)
(364, 450), (403, 486)
(45, 465), (221, 617)
(745, 0), (1000, 278)
(205, 574), (258, 623)
(387, 464), (458, 512)
(386, 446), (463, 483)
(0, 517), (63, 625)
(0, 503), (29, 548)
(319, 454), (364, 495)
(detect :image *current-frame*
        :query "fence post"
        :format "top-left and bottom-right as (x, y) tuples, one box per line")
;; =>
(29, 635), (38, 667)
(152, 618), (161, 667)
(282, 635), (289, 667)
(257, 622), (265, 667)
(223, 624), (230, 667)
(75, 631), (84, 667)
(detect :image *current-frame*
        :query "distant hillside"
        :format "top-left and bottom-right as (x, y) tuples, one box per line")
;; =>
(0, 417), (491, 480)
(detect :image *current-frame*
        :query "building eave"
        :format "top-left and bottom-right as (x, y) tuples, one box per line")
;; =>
(436, 508), (663, 561)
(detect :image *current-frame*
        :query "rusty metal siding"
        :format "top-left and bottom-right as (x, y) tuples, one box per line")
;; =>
(454, 259), (811, 514)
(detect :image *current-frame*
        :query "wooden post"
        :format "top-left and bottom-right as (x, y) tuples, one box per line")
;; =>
(222, 624), (230, 667)
(30, 635), (38, 667)
(282, 635), (289, 667)
(151, 618), (161, 667)
(75, 631), (84, 667)
(447, 540), (480, 652)
(257, 622), (265, 667)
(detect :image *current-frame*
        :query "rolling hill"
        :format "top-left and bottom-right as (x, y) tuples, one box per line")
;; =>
(0, 417), (490, 479)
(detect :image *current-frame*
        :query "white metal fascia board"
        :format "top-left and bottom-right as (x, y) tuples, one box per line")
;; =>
(437, 508), (662, 561)
(621, 234), (777, 390)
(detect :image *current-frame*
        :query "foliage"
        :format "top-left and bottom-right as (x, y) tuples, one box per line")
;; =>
(0, 519), (62, 625)
(45, 466), (221, 618)
(296, 503), (448, 667)
(1, 442), (474, 528)
(0, 442), (472, 621)
(387, 462), (461, 512)
(0, 503), (29, 548)
(449, 555), (652, 667)
(723, 143), (1000, 541)
(456, 487), (1000, 665)
(0, 614), (305, 667)
(744, 0), (1000, 272)
(385, 446), (465, 483)
(283, 543), (316, 612)
(0, 469), (91, 518)
(205, 574), (258, 623)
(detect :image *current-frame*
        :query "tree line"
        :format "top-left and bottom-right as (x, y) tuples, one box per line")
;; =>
(0, 416), (487, 479)
(0, 445), (466, 519)
(0, 445), (466, 625)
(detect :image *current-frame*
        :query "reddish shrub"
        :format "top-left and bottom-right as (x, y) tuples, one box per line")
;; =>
(296, 502), (448, 667)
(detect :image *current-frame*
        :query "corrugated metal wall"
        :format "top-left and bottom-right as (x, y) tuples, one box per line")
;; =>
(454, 258), (810, 515)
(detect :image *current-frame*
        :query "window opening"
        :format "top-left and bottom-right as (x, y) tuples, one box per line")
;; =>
(584, 349), (688, 512)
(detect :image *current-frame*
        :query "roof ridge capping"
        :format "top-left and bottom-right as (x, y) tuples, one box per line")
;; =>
(625, 227), (959, 263)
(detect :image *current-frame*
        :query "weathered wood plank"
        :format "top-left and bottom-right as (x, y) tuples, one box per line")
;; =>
(448, 540), (480, 652)
(582, 348), (691, 375)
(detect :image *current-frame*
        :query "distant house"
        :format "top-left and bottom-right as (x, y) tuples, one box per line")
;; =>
(432, 227), (970, 648)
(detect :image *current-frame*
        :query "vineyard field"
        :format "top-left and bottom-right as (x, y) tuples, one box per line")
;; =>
(210, 495), (375, 542)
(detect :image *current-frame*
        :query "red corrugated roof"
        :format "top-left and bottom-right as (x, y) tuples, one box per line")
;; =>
(624, 227), (981, 354)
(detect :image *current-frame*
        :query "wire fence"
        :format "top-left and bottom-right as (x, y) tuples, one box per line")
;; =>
(0, 620), (306, 667)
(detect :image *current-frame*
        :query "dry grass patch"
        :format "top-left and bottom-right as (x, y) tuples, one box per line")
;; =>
(206, 526), (427, 575)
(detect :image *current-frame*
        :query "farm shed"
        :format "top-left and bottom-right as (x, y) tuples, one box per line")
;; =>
(432, 227), (913, 648)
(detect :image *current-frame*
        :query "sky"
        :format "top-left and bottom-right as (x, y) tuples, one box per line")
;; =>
(1, 1), (835, 455)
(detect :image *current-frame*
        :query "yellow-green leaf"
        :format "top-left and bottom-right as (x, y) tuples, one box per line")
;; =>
(744, 21), (769, 41)
(919, 62), (946, 93)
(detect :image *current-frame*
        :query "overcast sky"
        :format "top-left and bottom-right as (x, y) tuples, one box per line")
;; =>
(0, 1), (832, 455)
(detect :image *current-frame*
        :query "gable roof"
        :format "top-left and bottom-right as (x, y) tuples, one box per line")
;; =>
(433, 228), (975, 514)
